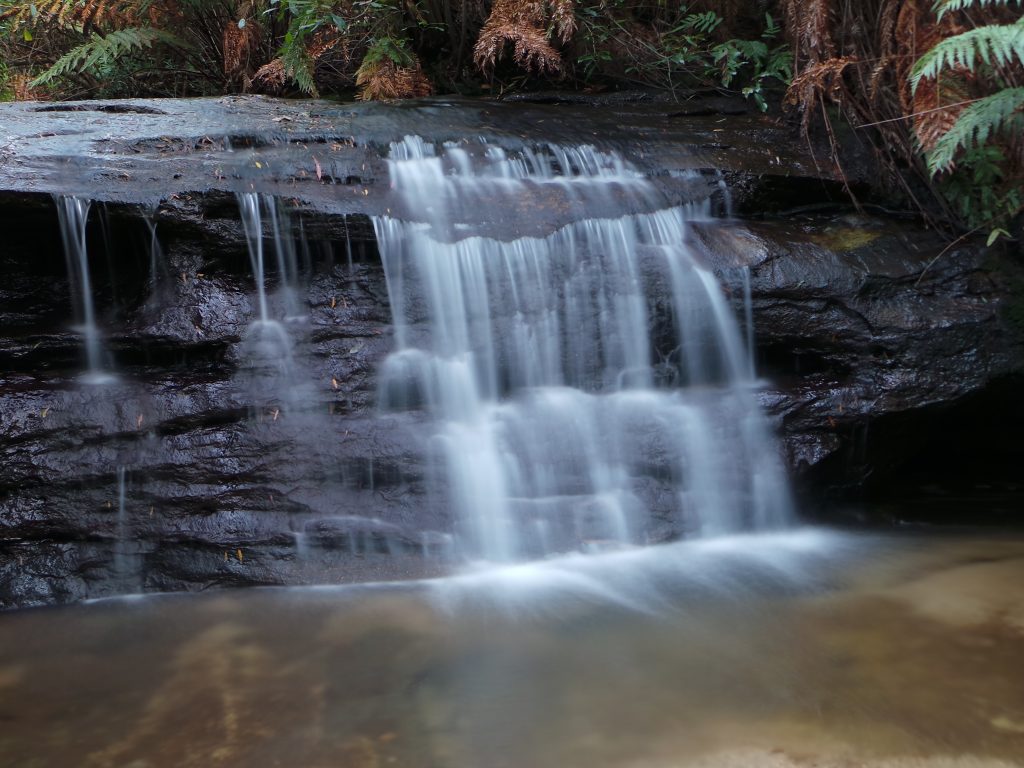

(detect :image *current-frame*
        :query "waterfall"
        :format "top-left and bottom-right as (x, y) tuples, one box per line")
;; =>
(54, 195), (112, 383)
(235, 191), (304, 405)
(374, 138), (792, 563)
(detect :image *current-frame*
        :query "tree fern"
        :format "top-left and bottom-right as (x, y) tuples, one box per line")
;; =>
(30, 27), (188, 87)
(910, 18), (1024, 92)
(926, 86), (1024, 171)
(934, 0), (1023, 21)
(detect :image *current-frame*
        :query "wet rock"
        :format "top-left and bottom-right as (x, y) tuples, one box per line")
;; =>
(701, 217), (1024, 495)
(0, 96), (1020, 609)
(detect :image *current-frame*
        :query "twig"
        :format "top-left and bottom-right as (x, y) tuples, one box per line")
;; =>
(914, 226), (982, 287)
(855, 98), (985, 129)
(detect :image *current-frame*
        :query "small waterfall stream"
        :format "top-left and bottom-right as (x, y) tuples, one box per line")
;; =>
(374, 138), (792, 563)
(55, 195), (111, 383)
(236, 191), (305, 407)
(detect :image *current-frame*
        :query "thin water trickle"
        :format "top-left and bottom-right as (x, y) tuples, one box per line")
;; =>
(235, 192), (308, 405)
(374, 138), (792, 563)
(141, 205), (166, 300)
(114, 465), (129, 579)
(740, 265), (756, 378)
(54, 195), (113, 383)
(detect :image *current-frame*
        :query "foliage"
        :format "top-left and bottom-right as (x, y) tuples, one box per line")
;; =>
(712, 14), (792, 111)
(259, 0), (434, 99)
(475, 0), (574, 76)
(573, 2), (790, 105)
(907, 5), (1024, 233)
(355, 36), (431, 100)
(0, 57), (12, 100)
(0, 0), (269, 98)
(778, 0), (1023, 237)
(910, 17), (1024, 91)
(925, 86), (1024, 172)
(30, 27), (187, 87)
(0, 0), (1018, 239)
(935, 0), (1022, 20)
(0, 1), (790, 102)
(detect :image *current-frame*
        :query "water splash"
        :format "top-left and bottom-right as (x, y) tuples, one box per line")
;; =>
(374, 138), (792, 564)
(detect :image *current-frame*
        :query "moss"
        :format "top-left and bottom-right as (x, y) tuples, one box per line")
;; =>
(808, 226), (884, 253)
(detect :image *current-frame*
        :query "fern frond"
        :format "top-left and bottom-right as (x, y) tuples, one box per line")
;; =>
(911, 19), (1024, 92)
(927, 86), (1024, 171)
(934, 0), (1023, 21)
(280, 37), (318, 96)
(29, 27), (188, 87)
(913, 74), (971, 151)
(473, 0), (569, 75)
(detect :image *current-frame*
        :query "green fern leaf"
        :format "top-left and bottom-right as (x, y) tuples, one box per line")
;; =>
(926, 86), (1024, 172)
(29, 28), (189, 87)
(911, 19), (1024, 92)
(280, 39), (318, 96)
(934, 0), (1023, 21)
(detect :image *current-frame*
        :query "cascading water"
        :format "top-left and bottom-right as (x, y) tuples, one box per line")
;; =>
(236, 191), (305, 405)
(374, 137), (792, 564)
(55, 195), (111, 383)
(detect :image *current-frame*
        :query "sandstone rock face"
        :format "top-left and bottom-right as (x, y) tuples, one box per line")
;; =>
(1, 96), (1020, 609)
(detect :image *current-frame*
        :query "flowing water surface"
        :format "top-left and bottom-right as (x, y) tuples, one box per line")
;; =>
(1, 529), (1023, 768)
(22, 139), (1024, 768)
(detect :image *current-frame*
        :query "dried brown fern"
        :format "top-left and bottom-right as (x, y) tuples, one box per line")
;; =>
(223, 21), (259, 80)
(1, 0), (176, 30)
(10, 71), (50, 101)
(251, 57), (288, 94)
(355, 57), (433, 100)
(781, 0), (835, 73)
(474, 0), (575, 75)
(912, 75), (971, 152)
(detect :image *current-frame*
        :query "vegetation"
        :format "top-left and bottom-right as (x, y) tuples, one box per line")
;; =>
(0, 1), (1021, 236)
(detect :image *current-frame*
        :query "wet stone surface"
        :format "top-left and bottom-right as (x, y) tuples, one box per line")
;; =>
(0, 96), (1022, 608)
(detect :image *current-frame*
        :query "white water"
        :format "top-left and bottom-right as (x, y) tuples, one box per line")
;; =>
(54, 195), (112, 383)
(236, 191), (305, 405)
(374, 138), (792, 564)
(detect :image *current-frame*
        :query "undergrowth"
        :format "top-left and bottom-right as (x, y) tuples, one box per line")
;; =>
(0, 0), (1021, 237)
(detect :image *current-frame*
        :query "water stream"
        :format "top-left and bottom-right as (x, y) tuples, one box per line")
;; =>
(374, 138), (791, 561)
(54, 195), (111, 383)
(21, 139), (1022, 768)
(1, 531), (1023, 768)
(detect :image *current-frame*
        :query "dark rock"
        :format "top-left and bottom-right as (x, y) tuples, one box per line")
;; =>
(0, 96), (1019, 610)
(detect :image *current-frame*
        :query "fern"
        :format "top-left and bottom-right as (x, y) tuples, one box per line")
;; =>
(926, 86), (1024, 171)
(29, 27), (187, 87)
(934, 0), (1023, 21)
(280, 34), (318, 95)
(910, 18), (1024, 92)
